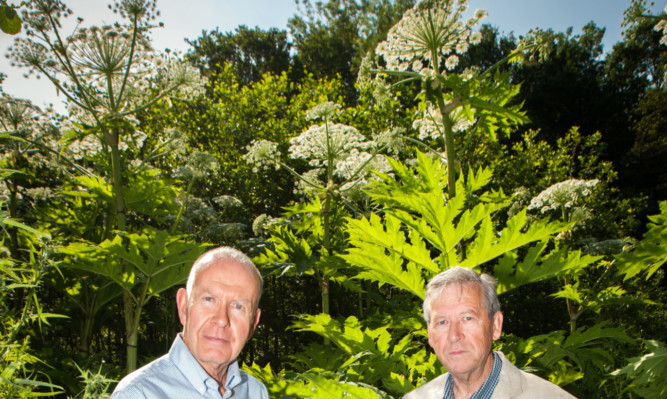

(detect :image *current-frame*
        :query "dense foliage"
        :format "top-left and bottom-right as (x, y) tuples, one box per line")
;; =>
(1, 0), (665, 398)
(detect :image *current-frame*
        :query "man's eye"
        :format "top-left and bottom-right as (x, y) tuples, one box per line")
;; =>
(463, 316), (473, 321)
(437, 320), (447, 325)
(231, 302), (245, 312)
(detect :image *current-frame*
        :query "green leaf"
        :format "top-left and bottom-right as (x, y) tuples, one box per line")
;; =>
(494, 244), (598, 294)
(612, 340), (667, 398)
(461, 210), (569, 268)
(298, 373), (386, 398)
(1, 217), (51, 240)
(345, 213), (430, 299)
(59, 239), (133, 291)
(0, 5), (21, 35)
(258, 225), (314, 275)
(615, 201), (667, 281)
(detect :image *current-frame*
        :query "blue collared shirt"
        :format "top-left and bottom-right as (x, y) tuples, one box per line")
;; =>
(443, 352), (502, 399)
(111, 334), (269, 399)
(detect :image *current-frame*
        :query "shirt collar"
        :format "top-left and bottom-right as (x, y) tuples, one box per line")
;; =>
(169, 334), (242, 396)
(443, 351), (502, 399)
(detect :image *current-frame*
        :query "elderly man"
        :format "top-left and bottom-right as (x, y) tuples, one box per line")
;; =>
(404, 266), (575, 399)
(112, 246), (269, 398)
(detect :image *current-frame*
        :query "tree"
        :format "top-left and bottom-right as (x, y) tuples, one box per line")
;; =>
(185, 25), (291, 87)
(624, 88), (667, 201)
(511, 23), (612, 146)
(606, 3), (667, 203)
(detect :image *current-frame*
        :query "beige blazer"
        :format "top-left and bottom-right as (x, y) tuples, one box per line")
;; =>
(403, 352), (576, 399)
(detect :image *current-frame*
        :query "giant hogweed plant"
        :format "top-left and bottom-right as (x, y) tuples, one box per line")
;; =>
(8, 0), (211, 372)
(359, 0), (537, 198)
(246, 101), (396, 325)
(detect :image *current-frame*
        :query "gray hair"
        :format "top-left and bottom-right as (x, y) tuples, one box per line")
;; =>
(186, 246), (263, 307)
(423, 266), (500, 323)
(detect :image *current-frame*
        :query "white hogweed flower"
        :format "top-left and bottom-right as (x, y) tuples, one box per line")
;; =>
(333, 150), (391, 180)
(174, 150), (219, 180)
(374, 0), (487, 75)
(373, 128), (405, 155)
(305, 101), (342, 121)
(288, 122), (371, 167)
(243, 140), (281, 173)
(445, 54), (460, 70)
(528, 179), (600, 214)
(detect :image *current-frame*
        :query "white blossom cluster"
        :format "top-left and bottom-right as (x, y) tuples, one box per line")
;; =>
(375, 0), (486, 75)
(0, 97), (36, 130)
(372, 128), (405, 155)
(245, 102), (394, 200)
(412, 103), (471, 140)
(289, 124), (391, 198)
(293, 169), (323, 197)
(173, 151), (219, 180)
(288, 122), (371, 168)
(305, 101), (342, 121)
(243, 140), (281, 173)
(0, 183), (12, 203)
(334, 149), (391, 180)
(528, 179), (600, 214)
(66, 134), (104, 161)
(25, 187), (54, 201)
(252, 213), (281, 236)
(159, 128), (189, 160)
(0, 96), (64, 170)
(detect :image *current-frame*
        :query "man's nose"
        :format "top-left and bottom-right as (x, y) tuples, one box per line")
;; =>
(448, 321), (462, 342)
(212, 304), (230, 327)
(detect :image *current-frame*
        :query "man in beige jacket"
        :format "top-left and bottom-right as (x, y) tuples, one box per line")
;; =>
(404, 267), (576, 399)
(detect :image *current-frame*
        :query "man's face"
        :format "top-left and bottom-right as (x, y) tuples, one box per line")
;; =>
(177, 261), (261, 377)
(427, 283), (502, 379)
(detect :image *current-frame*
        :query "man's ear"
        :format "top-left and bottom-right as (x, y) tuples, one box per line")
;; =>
(176, 288), (188, 326)
(492, 311), (503, 341)
(249, 308), (261, 339)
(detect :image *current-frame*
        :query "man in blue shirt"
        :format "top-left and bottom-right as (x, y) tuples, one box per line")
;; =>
(112, 247), (269, 398)
(404, 267), (575, 399)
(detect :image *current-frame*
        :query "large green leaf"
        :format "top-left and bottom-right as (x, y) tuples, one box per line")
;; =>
(59, 239), (134, 291)
(345, 213), (432, 299)
(59, 230), (206, 297)
(460, 209), (569, 268)
(494, 243), (599, 294)
(0, 4), (21, 35)
(612, 340), (667, 398)
(615, 201), (667, 281)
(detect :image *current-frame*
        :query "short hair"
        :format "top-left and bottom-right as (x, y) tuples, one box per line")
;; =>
(423, 266), (500, 323)
(186, 246), (264, 308)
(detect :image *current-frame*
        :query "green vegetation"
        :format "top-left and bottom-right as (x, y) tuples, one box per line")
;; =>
(1, 0), (665, 397)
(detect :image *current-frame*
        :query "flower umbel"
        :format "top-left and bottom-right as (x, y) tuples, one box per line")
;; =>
(528, 179), (600, 214)
(243, 140), (281, 173)
(375, 0), (487, 74)
(288, 122), (371, 168)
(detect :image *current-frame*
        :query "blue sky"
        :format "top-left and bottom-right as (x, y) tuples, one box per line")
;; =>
(1, 0), (663, 111)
